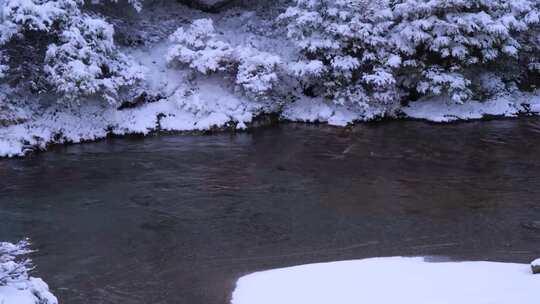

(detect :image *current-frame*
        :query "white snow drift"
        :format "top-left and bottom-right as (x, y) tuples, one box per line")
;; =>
(0, 278), (57, 304)
(231, 257), (540, 304)
(0, 241), (57, 304)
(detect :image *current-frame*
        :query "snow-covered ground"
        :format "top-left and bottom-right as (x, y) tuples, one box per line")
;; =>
(0, 278), (57, 304)
(0, 241), (57, 304)
(231, 257), (540, 304)
(3, 89), (540, 157)
(401, 93), (540, 123)
(0, 80), (262, 157)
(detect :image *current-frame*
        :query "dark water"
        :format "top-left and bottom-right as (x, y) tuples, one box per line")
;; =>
(1, 120), (540, 304)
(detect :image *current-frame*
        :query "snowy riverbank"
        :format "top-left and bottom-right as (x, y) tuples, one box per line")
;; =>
(2, 90), (540, 157)
(0, 241), (57, 304)
(231, 257), (540, 304)
(4, 1), (540, 157)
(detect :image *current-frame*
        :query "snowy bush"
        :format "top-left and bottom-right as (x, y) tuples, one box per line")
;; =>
(281, 0), (540, 106)
(0, 239), (32, 286)
(44, 14), (144, 104)
(235, 47), (281, 100)
(0, 0), (80, 41)
(279, 0), (399, 109)
(0, 0), (143, 104)
(166, 18), (235, 74)
(390, 0), (540, 103)
(167, 18), (283, 102)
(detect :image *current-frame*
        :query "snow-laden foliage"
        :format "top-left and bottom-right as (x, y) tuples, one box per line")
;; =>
(0, 85), (27, 127)
(390, 0), (540, 103)
(167, 18), (283, 102)
(235, 46), (281, 101)
(0, 239), (32, 286)
(44, 14), (144, 104)
(167, 18), (235, 74)
(0, 0), (143, 104)
(281, 0), (540, 106)
(279, 0), (400, 110)
(0, 0), (80, 42)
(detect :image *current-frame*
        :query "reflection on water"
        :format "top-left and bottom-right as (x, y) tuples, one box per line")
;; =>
(1, 119), (540, 304)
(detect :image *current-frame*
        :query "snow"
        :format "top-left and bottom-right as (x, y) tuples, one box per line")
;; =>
(44, 13), (144, 104)
(281, 97), (362, 126)
(0, 285), (38, 304)
(0, 278), (57, 304)
(0, 20), (268, 157)
(0, 241), (57, 304)
(402, 93), (540, 122)
(231, 257), (540, 304)
(533, 258), (540, 267)
(0, 84), (262, 157)
(5, 1), (540, 157)
(4, 90), (540, 157)
(283, 91), (540, 126)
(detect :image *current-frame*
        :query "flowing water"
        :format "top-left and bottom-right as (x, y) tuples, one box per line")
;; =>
(1, 120), (540, 304)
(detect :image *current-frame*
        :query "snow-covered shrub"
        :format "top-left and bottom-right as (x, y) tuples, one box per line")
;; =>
(281, 0), (540, 106)
(279, 0), (399, 109)
(235, 47), (281, 100)
(0, 0), (79, 93)
(390, 0), (540, 103)
(516, 4), (540, 91)
(0, 85), (28, 126)
(44, 14), (144, 104)
(0, 0), (143, 104)
(167, 18), (283, 102)
(0, 0), (80, 42)
(0, 239), (32, 285)
(166, 18), (235, 74)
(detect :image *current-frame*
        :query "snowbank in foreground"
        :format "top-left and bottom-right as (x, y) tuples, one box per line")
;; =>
(231, 257), (540, 304)
(0, 278), (57, 304)
(0, 241), (57, 304)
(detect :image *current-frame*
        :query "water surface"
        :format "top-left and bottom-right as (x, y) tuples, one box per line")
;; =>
(1, 120), (539, 303)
